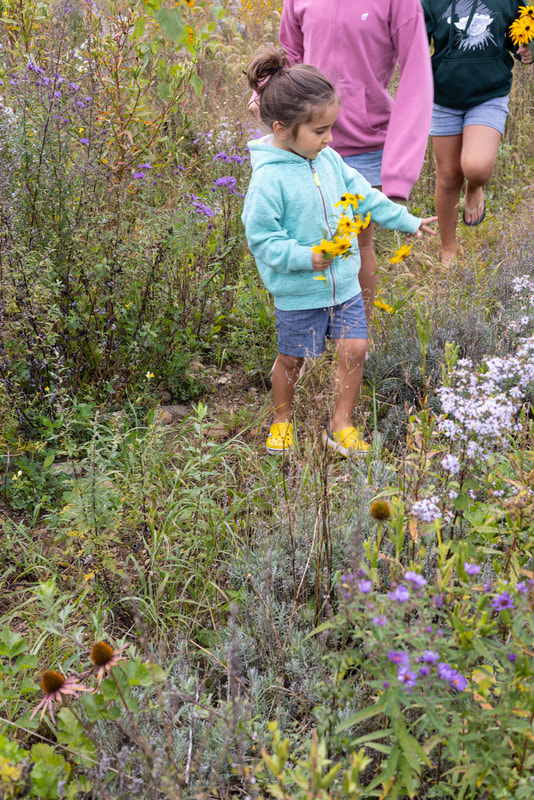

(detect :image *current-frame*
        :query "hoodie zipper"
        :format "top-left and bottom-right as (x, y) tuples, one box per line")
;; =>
(308, 160), (337, 304)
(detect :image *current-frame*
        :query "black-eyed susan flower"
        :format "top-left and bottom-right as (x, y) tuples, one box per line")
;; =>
(509, 6), (534, 45)
(374, 297), (395, 314)
(90, 641), (128, 686)
(389, 243), (413, 263)
(30, 670), (91, 724)
(334, 192), (364, 211)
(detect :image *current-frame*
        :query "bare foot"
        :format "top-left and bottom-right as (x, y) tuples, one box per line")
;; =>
(441, 249), (456, 267)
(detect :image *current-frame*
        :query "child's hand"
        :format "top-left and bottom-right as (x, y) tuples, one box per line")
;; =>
(518, 44), (533, 64)
(412, 216), (438, 238)
(313, 252), (333, 270)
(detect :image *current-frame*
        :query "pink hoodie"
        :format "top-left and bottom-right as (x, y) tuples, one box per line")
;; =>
(279, 0), (433, 200)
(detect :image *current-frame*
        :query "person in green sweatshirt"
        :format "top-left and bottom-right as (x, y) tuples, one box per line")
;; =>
(241, 46), (437, 457)
(422, 0), (533, 265)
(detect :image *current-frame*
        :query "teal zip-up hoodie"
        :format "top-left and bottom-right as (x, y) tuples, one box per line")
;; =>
(242, 135), (421, 312)
(422, 0), (521, 109)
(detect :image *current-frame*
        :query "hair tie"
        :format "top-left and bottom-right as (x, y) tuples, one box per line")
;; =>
(269, 65), (283, 76)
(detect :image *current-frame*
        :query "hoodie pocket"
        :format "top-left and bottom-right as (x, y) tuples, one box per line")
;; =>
(432, 56), (512, 108)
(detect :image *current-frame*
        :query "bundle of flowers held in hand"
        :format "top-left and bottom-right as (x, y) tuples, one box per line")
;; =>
(312, 193), (371, 261)
(509, 5), (534, 46)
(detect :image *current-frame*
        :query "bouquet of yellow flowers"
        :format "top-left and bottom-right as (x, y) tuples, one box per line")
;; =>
(312, 193), (371, 261)
(311, 194), (415, 284)
(509, 5), (534, 56)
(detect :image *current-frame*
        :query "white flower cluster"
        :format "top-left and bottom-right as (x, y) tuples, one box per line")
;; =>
(437, 335), (534, 451)
(411, 497), (442, 522)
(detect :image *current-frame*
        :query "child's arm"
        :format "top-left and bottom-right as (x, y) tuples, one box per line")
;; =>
(411, 216), (438, 237)
(242, 184), (316, 273)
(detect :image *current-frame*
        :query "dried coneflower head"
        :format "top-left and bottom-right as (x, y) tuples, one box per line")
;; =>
(40, 670), (66, 694)
(370, 499), (391, 521)
(90, 641), (114, 667)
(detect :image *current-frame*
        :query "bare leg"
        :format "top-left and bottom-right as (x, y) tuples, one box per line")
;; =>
(432, 134), (464, 266)
(271, 352), (305, 424)
(331, 338), (367, 432)
(461, 124), (501, 222)
(357, 222), (377, 325)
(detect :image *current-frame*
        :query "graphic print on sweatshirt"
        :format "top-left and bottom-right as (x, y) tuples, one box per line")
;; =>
(444, 1), (497, 50)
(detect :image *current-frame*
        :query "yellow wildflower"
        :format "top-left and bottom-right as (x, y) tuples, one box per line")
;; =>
(374, 298), (395, 314)
(334, 192), (364, 211)
(509, 9), (534, 44)
(336, 214), (357, 235)
(389, 243), (413, 263)
(312, 239), (339, 256)
(351, 212), (371, 235)
(519, 5), (534, 19)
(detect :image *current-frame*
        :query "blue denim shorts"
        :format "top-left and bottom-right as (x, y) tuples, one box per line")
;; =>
(275, 293), (367, 358)
(430, 96), (509, 137)
(343, 149), (383, 187)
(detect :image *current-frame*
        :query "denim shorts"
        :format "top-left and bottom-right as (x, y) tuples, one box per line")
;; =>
(430, 96), (509, 137)
(275, 293), (367, 358)
(343, 149), (383, 187)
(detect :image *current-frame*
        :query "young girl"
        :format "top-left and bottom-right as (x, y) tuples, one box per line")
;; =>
(242, 46), (437, 456)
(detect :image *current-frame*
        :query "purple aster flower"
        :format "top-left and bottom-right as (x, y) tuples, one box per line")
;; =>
(80, 137), (89, 145)
(420, 650), (440, 664)
(133, 172), (145, 179)
(434, 593), (445, 608)
(54, 90), (62, 98)
(491, 592), (515, 611)
(358, 579), (372, 594)
(213, 176), (236, 189)
(437, 662), (454, 681)
(372, 614), (387, 626)
(139, 163), (151, 169)
(398, 667), (418, 690)
(404, 570), (427, 587)
(389, 585), (410, 603)
(464, 562), (481, 576)
(388, 650), (410, 666)
(516, 582), (528, 594)
(418, 665), (430, 677)
(382, 681), (390, 689)
(508, 652), (517, 662)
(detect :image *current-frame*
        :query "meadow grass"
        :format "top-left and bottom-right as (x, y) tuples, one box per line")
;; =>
(1, 1), (534, 798)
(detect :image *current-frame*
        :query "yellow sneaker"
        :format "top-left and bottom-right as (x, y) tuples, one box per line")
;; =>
(266, 421), (295, 454)
(323, 426), (369, 457)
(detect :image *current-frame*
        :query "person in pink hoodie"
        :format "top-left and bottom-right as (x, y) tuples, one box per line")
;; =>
(274, 0), (434, 325)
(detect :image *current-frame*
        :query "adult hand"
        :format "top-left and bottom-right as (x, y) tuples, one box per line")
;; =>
(517, 45), (533, 64)
(312, 252), (333, 270)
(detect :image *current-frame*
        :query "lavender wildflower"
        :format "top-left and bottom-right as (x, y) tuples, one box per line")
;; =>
(464, 562), (481, 576)
(411, 497), (442, 522)
(389, 585), (410, 603)
(404, 570), (427, 587)
(491, 591), (515, 611)
(441, 454), (460, 474)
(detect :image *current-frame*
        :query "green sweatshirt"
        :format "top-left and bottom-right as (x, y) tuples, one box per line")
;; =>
(422, 0), (521, 109)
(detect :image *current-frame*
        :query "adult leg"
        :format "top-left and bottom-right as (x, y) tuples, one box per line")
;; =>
(330, 338), (367, 433)
(432, 134), (464, 265)
(357, 223), (377, 325)
(271, 352), (305, 423)
(461, 124), (501, 223)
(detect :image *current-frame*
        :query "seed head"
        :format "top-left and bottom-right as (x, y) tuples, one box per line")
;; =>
(370, 499), (391, 521)
(41, 670), (65, 694)
(90, 641), (114, 667)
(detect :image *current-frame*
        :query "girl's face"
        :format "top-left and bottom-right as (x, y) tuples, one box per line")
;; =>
(275, 100), (339, 160)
